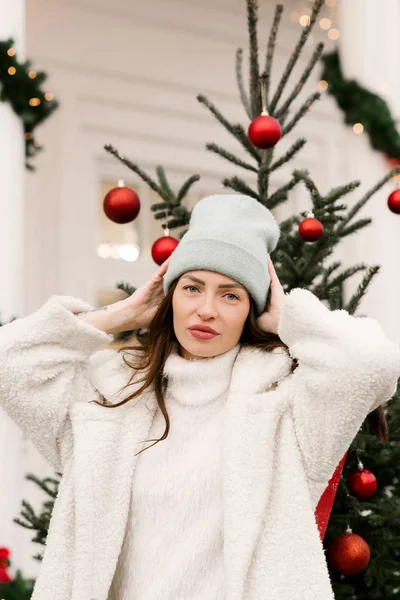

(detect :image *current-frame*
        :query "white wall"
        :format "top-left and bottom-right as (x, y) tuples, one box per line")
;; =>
(4, 0), (398, 577)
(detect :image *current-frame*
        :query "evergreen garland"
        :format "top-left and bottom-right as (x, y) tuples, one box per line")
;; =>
(0, 38), (59, 170)
(320, 50), (400, 161)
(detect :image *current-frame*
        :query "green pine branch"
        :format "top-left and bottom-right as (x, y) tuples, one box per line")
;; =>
(263, 4), (284, 108)
(235, 48), (252, 119)
(104, 143), (196, 230)
(275, 42), (324, 119)
(197, 94), (261, 162)
(246, 0), (262, 118)
(281, 91), (321, 136)
(205, 142), (259, 172)
(269, 0), (325, 114)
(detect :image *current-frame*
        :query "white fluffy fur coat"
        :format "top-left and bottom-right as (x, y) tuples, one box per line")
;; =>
(0, 288), (399, 600)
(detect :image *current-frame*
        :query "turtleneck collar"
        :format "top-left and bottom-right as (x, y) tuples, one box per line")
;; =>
(162, 342), (241, 406)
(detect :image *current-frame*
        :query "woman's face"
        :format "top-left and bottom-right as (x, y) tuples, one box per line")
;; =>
(172, 270), (251, 360)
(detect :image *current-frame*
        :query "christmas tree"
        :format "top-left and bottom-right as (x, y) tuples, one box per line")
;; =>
(6, 0), (400, 598)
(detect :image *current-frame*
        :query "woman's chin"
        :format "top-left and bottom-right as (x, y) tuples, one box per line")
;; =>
(177, 337), (219, 359)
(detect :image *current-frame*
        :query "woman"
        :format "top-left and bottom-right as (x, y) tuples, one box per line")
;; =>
(0, 194), (399, 600)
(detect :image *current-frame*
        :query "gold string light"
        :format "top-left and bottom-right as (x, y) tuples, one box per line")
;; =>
(318, 80), (329, 91)
(299, 14), (311, 27)
(28, 70), (37, 79)
(7, 47), (16, 56)
(7, 66), (16, 75)
(328, 28), (340, 40)
(319, 17), (331, 30)
(353, 123), (364, 135)
(44, 92), (53, 101)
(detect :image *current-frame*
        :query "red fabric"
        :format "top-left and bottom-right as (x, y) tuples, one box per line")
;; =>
(314, 452), (348, 541)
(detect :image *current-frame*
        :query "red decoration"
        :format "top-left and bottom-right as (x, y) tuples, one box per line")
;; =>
(151, 234), (179, 265)
(327, 530), (371, 576)
(386, 156), (400, 170)
(0, 547), (12, 583)
(388, 189), (400, 214)
(315, 452), (347, 541)
(298, 215), (324, 241)
(347, 467), (377, 501)
(103, 180), (141, 224)
(248, 115), (282, 149)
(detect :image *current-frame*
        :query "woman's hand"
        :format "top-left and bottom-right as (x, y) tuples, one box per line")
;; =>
(256, 256), (286, 335)
(125, 255), (172, 329)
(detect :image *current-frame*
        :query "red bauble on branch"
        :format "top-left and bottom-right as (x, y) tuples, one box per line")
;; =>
(388, 189), (400, 214)
(103, 180), (141, 224)
(151, 231), (179, 265)
(347, 465), (377, 501)
(248, 115), (282, 149)
(327, 529), (370, 576)
(298, 213), (324, 242)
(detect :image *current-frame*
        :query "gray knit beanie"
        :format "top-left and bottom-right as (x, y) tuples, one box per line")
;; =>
(163, 194), (280, 316)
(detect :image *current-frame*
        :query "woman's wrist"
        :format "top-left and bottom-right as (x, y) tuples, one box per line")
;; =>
(75, 298), (139, 335)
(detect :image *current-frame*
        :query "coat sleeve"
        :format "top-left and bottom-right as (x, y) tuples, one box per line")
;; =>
(277, 288), (400, 508)
(0, 295), (114, 472)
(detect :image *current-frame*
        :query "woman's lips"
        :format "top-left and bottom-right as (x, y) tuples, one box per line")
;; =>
(189, 329), (219, 340)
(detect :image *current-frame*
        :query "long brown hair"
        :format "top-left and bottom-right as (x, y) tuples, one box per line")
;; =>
(91, 278), (294, 456)
(92, 279), (389, 454)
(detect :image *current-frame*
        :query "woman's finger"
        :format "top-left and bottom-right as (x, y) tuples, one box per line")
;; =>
(268, 256), (278, 284)
(158, 255), (172, 274)
(152, 255), (172, 280)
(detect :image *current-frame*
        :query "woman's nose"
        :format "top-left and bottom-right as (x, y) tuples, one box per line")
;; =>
(197, 298), (218, 319)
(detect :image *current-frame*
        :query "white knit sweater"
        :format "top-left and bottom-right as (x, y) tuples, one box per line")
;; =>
(108, 343), (241, 600)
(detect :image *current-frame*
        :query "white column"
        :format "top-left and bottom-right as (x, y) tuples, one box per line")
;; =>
(338, 0), (400, 341)
(0, 1), (25, 319)
(0, 0), (27, 576)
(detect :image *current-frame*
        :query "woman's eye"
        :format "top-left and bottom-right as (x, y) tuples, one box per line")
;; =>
(183, 286), (239, 301)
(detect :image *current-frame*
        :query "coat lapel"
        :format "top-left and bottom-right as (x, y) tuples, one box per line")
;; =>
(222, 346), (293, 600)
(69, 345), (293, 600)
(70, 349), (157, 600)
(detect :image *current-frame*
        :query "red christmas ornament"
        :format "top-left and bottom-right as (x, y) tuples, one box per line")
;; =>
(347, 467), (377, 501)
(388, 189), (400, 214)
(151, 233), (179, 265)
(0, 547), (12, 583)
(248, 115), (282, 149)
(327, 530), (371, 576)
(103, 180), (141, 224)
(298, 214), (324, 241)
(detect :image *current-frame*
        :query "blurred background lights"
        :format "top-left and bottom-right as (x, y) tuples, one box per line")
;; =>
(318, 80), (329, 91)
(319, 17), (331, 30)
(97, 243), (140, 262)
(328, 28), (340, 40)
(353, 123), (364, 134)
(299, 14), (311, 27)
